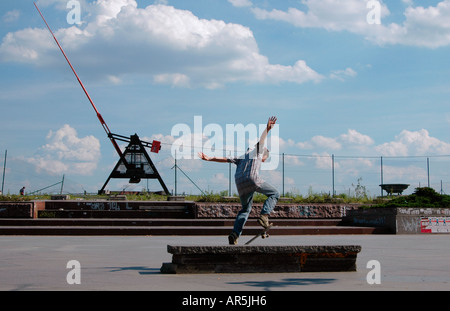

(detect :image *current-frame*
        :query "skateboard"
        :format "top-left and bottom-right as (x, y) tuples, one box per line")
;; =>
(245, 224), (273, 245)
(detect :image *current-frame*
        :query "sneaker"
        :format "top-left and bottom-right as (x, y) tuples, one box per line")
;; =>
(228, 232), (239, 245)
(258, 214), (270, 228)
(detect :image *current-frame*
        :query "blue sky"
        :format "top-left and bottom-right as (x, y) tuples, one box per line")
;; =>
(1, 0), (450, 196)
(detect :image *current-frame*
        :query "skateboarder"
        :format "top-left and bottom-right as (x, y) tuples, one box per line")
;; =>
(198, 116), (279, 245)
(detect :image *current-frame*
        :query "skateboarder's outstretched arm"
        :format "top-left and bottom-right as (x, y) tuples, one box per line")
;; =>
(198, 116), (277, 163)
(198, 152), (229, 163)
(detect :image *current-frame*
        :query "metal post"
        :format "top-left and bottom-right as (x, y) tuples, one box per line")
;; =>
(60, 174), (65, 194)
(282, 153), (285, 197)
(427, 157), (430, 188)
(174, 151), (177, 196)
(1, 150), (6, 194)
(380, 156), (383, 196)
(228, 158), (231, 196)
(332, 154), (335, 197)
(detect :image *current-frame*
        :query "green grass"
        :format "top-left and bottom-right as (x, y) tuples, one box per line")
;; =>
(0, 191), (376, 204)
(371, 187), (450, 208)
(3, 187), (449, 208)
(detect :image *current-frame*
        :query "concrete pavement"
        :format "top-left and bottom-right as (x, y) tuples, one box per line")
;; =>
(0, 235), (449, 291)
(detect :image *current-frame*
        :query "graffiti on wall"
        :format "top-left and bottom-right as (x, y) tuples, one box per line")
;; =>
(421, 217), (450, 233)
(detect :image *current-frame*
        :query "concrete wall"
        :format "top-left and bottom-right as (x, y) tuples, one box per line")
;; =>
(1, 200), (363, 219)
(343, 207), (450, 234)
(195, 202), (361, 219)
(0, 201), (45, 218)
(397, 208), (450, 234)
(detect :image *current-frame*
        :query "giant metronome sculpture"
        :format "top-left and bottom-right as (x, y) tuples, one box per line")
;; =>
(35, 3), (169, 195)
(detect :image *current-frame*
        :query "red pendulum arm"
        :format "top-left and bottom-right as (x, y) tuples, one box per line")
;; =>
(34, 2), (124, 158)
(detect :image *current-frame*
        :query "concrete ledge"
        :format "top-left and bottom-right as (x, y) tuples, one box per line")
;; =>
(1, 200), (363, 219)
(343, 207), (450, 234)
(195, 202), (360, 218)
(160, 245), (361, 274)
(38, 200), (197, 218)
(0, 201), (45, 218)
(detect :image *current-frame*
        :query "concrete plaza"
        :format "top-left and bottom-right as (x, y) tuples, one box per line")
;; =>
(0, 234), (449, 291)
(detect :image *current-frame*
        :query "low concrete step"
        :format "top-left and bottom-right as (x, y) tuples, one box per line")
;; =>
(0, 226), (382, 236)
(0, 218), (342, 227)
(38, 209), (193, 219)
(37, 200), (197, 219)
(0, 218), (389, 236)
(42, 200), (196, 211)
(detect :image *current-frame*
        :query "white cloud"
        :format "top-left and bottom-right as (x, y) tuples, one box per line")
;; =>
(0, 0), (322, 88)
(0, 28), (54, 63)
(284, 154), (304, 167)
(25, 124), (100, 175)
(375, 129), (450, 156)
(260, 170), (295, 188)
(278, 137), (296, 149)
(154, 73), (191, 88)
(312, 152), (335, 170)
(402, 0), (414, 6)
(211, 172), (229, 185)
(144, 133), (177, 146)
(382, 165), (427, 183)
(387, 1), (450, 48)
(337, 158), (375, 177)
(251, 0), (450, 48)
(154, 0), (169, 5)
(296, 128), (449, 158)
(2, 10), (20, 23)
(228, 0), (253, 8)
(281, 128), (450, 188)
(297, 135), (343, 150)
(340, 129), (374, 146)
(252, 0), (389, 32)
(312, 136), (342, 150)
(329, 67), (357, 81)
(107, 75), (122, 84)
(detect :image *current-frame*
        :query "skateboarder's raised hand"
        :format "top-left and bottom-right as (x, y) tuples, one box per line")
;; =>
(266, 116), (277, 131)
(258, 116), (277, 149)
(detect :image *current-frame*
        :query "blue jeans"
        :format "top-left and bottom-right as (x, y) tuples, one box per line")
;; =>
(232, 181), (280, 237)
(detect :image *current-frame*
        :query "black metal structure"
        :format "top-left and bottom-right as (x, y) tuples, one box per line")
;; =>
(100, 134), (169, 194)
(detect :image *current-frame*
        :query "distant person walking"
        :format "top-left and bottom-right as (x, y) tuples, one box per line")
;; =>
(20, 186), (25, 195)
(198, 116), (279, 245)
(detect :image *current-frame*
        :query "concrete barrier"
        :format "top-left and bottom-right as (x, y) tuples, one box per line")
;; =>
(195, 202), (361, 218)
(343, 207), (450, 234)
(160, 245), (361, 274)
(0, 201), (45, 218)
(1, 200), (362, 219)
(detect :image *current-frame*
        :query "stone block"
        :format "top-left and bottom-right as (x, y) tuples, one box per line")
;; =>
(160, 245), (361, 274)
(194, 202), (360, 218)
